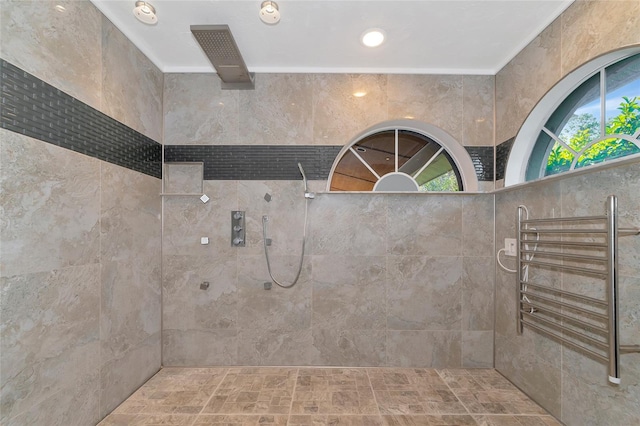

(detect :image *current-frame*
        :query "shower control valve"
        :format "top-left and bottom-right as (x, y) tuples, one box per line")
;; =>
(231, 211), (246, 247)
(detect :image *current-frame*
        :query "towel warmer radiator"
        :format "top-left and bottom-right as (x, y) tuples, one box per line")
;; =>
(516, 195), (640, 384)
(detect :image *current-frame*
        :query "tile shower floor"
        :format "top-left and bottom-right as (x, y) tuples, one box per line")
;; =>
(99, 367), (561, 426)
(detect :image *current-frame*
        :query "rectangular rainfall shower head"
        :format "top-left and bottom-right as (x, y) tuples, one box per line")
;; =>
(191, 24), (255, 90)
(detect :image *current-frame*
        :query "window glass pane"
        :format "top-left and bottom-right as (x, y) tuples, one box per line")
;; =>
(576, 138), (640, 169)
(327, 126), (467, 192)
(416, 152), (460, 192)
(330, 149), (377, 191)
(526, 51), (640, 183)
(397, 130), (434, 169)
(527, 130), (554, 180)
(420, 169), (460, 191)
(545, 142), (574, 176)
(353, 131), (397, 177)
(559, 112), (600, 152)
(605, 54), (640, 137)
(397, 143), (441, 177)
(545, 73), (601, 146)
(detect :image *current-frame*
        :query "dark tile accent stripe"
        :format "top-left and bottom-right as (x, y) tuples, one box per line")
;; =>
(496, 138), (515, 181)
(0, 60), (162, 178)
(464, 146), (494, 182)
(166, 144), (496, 182)
(164, 145), (343, 180)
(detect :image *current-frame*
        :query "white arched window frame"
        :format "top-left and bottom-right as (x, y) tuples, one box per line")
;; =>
(505, 46), (640, 186)
(326, 119), (479, 192)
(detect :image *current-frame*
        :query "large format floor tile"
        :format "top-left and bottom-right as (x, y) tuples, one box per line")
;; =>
(99, 367), (562, 425)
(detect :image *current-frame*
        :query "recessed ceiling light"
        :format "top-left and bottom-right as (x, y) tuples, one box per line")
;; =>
(133, 1), (157, 25)
(259, 1), (280, 25)
(54, 5), (66, 13)
(353, 91), (367, 98)
(361, 29), (385, 48)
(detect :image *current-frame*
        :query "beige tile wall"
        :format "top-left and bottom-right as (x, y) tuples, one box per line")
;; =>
(0, 130), (102, 424)
(495, 0), (640, 145)
(494, 1), (640, 424)
(101, 17), (164, 142)
(161, 58), (497, 370)
(0, 0), (163, 424)
(0, 0), (103, 110)
(494, 160), (640, 424)
(163, 72), (494, 147)
(162, 182), (495, 369)
(12, 0), (638, 424)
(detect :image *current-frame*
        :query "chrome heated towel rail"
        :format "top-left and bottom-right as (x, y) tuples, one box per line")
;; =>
(516, 195), (640, 384)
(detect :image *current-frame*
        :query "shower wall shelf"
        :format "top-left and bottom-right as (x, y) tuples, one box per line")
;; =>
(516, 195), (640, 384)
(160, 162), (206, 200)
(159, 193), (206, 196)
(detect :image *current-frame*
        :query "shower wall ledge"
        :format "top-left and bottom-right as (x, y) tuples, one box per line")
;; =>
(494, 155), (640, 194)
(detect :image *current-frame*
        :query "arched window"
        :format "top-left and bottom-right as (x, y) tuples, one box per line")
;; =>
(327, 120), (478, 192)
(506, 47), (640, 186)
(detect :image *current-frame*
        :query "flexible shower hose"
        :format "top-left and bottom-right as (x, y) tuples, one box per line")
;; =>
(262, 197), (309, 288)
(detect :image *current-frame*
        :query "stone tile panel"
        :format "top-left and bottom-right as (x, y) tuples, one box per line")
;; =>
(101, 18), (163, 142)
(164, 73), (240, 145)
(0, 131), (100, 277)
(386, 195), (462, 256)
(387, 256), (463, 331)
(0, 0), (102, 109)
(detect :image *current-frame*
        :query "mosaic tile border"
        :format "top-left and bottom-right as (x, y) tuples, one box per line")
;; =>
(165, 145), (495, 182)
(0, 59), (162, 178)
(464, 146), (494, 182)
(164, 145), (342, 180)
(0, 58), (497, 183)
(495, 138), (514, 181)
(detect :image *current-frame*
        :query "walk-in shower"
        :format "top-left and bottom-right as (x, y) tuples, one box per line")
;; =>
(262, 163), (315, 288)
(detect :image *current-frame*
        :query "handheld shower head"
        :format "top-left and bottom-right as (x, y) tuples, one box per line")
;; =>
(297, 163), (315, 198)
(297, 162), (308, 192)
(297, 162), (307, 183)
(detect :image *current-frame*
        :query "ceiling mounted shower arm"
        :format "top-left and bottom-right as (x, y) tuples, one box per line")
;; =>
(190, 24), (255, 90)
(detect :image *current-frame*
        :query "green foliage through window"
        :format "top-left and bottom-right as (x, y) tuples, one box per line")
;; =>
(545, 96), (640, 176)
(420, 170), (459, 191)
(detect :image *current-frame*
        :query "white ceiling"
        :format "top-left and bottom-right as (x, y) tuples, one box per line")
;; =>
(90, 0), (574, 75)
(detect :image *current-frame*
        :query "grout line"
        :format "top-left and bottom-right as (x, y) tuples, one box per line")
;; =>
(98, 160), (103, 420)
(492, 190), (497, 369)
(287, 368), (300, 424)
(190, 368), (231, 425)
(364, 368), (382, 417)
(469, 414), (559, 417)
(384, 196), (390, 367)
(159, 121), (165, 369)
